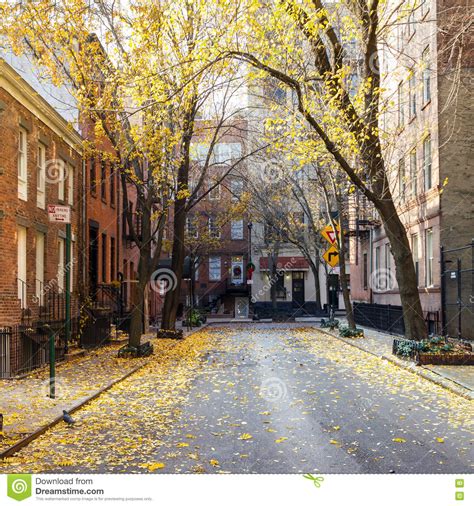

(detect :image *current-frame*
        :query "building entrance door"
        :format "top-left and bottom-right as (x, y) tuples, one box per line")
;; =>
(292, 271), (305, 308)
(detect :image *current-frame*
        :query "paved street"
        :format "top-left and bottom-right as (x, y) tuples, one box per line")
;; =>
(1, 324), (472, 474)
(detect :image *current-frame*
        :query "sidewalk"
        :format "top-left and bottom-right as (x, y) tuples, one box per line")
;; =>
(330, 320), (474, 396)
(0, 327), (204, 454)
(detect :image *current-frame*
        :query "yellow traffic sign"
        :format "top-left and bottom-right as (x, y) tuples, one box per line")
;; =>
(320, 223), (340, 245)
(323, 245), (339, 267)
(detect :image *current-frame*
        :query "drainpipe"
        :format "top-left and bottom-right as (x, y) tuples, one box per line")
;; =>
(82, 157), (87, 294)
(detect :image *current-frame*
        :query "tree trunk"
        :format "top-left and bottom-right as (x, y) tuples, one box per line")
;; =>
(161, 198), (187, 330)
(377, 200), (427, 340)
(310, 260), (322, 311)
(338, 233), (355, 329)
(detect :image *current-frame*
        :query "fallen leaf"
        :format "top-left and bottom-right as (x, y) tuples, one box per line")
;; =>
(238, 433), (253, 440)
(275, 437), (288, 443)
(209, 459), (220, 467)
(392, 438), (406, 443)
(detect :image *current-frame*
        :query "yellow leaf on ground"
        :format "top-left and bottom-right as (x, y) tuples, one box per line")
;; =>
(177, 442), (189, 447)
(392, 438), (406, 443)
(330, 439), (340, 445)
(238, 433), (253, 440)
(436, 438), (444, 443)
(209, 459), (220, 467)
(275, 437), (288, 443)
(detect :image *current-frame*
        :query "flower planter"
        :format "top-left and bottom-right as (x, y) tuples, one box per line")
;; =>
(157, 329), (184, 339)
(417, 352), (474, 366)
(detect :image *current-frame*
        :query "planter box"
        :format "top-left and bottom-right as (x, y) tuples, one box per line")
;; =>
(157, 329), (184, 339)
(417, 352), (474, 366)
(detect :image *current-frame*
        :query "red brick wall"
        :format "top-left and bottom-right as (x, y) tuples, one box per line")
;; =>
(0, 87), (82, 327)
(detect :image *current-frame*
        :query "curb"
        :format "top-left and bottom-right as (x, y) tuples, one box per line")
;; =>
(316, 327), (473, 401)
(0, 325), (208, 460)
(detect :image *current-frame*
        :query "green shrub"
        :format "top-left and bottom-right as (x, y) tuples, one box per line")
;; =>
(339, 325), (364, 338)
(320, 318), (340, 330)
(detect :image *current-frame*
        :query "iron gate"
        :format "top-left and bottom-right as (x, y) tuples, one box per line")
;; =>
(441, 241), (474, 340)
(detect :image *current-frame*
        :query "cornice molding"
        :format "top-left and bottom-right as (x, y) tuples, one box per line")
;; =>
(0, 58), (83, 151)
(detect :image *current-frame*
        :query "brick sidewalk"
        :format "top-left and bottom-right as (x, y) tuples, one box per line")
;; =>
(0, 328), (203, 453)
(333, 321), (474, 393)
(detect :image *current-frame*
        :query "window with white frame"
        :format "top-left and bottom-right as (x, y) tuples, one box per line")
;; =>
(398, 158), (405, 202)
(422, 47), (431, 104)
(397, 82), (404, 127)
(425, 228), (433, 287)
(423, 136), (432, 190)
(37, 143), (46, 208)
(231, 219), (244, 240)
(17, 226), (27, 308)
(57, 237), (65, 291)
(214, 143), (242, 164)
(208, 216), (220, 238)
(186, 216), (198, 238)
(409, 71), (416, 118)
(410, 149), (417, 197)
(18, 128), (28, 200)
(208, 181), (221, 200)
(230, 179), (244, 201)
(35, 231), (45, 305)
(411, 233), (419, 286)
(209, 256), (221, 281)
(67, 163), (74, 205)
(58, 159), (66, 201)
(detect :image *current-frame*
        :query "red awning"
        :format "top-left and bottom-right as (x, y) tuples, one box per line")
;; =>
(259, 256), (309, 271)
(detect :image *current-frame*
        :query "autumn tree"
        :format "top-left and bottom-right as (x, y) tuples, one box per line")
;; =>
(222, 0), (438, 339)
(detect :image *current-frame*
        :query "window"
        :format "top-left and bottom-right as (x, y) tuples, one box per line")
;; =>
(423, 136), (432, 190)
(213, 143), (242, 164)
(90, 157), (97, 195)
(58, 160), (66, 201)
(422, 47), (431, 104)
(375, 245), (381, 272)
(410, 149), (417, 197)
(186, 216), (198, 238)
(231, 219), (244, 240)
(230, 179), (244, 201)
(411, 233), (419, 286)
(363, 253), (368, 290)
(409, 71), (416, 118)
(397, 82), (404, 127)
(67, 163), (74, 205)
(110, 164), (116, 206)
(101, 157), (107, 201)
(110, 237), (116, 281)
(398, 158), (406, 202)
(209, 256), (221, 281)
(101, 233), (107, 282)
(17, 226), (27, 307)
(275, 273), (286, 299)
(37, 143), (46, 208)
(57, 237), (65, 291)
(384, 243), (391, 274)
(18, 128), (28, 200)
(35, 231), (45, 306)
(208, 216), (220, 238)
(208, 182), (221, 200)
(425, 228), (433, 287)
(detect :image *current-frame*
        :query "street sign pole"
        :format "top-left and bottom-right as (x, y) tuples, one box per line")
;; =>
(65, 222), (71, 354)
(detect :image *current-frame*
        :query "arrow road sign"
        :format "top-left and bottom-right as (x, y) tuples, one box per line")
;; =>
(323, 245), (339, 268)
(320, 223), (340, 245)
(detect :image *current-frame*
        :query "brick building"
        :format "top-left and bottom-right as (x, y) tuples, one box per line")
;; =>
(0, 57), (83, 376)
(348, 0), (474, 338)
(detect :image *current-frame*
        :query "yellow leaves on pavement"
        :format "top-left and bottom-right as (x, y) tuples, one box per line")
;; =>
(176, 442), (189, 447)
(209, 459), (220, 467)
(238, 433), (253, 440)
(436, 438), (445, 443)
(139, 462), (165, 471)
(392, 438), (406, 443)
(275, 437), (288, 443)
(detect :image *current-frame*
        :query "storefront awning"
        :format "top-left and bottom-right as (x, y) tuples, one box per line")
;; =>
(259, 256), (309, 271)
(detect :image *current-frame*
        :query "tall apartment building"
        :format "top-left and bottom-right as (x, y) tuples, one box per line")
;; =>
(349, 0), (473, 337)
